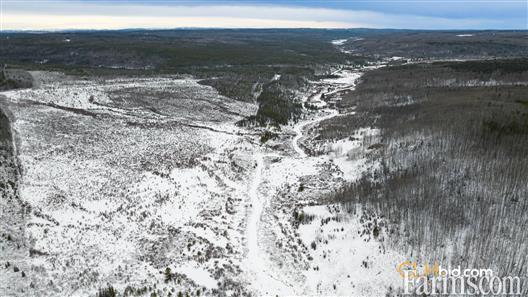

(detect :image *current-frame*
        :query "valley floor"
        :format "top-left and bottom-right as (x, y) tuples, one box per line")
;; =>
(0, 66), (405, 296)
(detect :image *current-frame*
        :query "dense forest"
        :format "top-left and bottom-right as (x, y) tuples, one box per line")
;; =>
(320, 58), (528, 293)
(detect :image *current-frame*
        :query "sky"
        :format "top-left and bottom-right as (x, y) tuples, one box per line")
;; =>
(1, 0), (527, 30)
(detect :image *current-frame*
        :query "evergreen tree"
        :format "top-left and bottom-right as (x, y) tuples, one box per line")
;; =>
(164, 267), (173, 283)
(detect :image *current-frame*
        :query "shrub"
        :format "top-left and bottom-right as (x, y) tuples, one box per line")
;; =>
(260, 131), (277, 144)
(298, 183), (305, 192)
(164, 267), (172, 283)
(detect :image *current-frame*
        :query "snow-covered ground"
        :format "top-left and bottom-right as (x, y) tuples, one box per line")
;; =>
(331, 39), (348, 46)
(298, 204), (404, 296)
(292, 109), (338, 157)
(1, 65), (405, 296)
(239, 65), (406, 296)
(1, 75), (257, 296)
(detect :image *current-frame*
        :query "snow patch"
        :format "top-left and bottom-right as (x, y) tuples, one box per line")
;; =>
(174, 264), (218, 289)
(331, 39), (348, 46)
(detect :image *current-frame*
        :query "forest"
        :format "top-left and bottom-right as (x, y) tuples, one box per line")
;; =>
(320, 58), (528, 293)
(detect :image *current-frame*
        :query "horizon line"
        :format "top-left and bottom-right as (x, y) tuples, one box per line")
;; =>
(1, 27), (527, 33)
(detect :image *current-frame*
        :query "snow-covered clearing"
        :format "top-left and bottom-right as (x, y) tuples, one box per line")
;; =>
(331, 39), (348, 46)
(1, 75), (256, 296)
(331, 37), (364, 54)
(298, 204), (404, 296)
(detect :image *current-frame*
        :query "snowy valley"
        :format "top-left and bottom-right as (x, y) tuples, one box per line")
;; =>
(0, 64), (406, 296)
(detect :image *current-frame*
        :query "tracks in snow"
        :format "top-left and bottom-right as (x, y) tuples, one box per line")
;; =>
(244, 105), (345, 295)
(243, 67), (367, 295)
(244, 153), (293, 294)
(292, 109), (339, 157)
(245, 109), (343, 294)
(245, 152), (298, 295)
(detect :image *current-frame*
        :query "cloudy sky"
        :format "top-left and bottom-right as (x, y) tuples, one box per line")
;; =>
(1, 0), (526, 30)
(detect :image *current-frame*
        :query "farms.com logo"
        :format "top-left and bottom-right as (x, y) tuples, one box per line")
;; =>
(397, 261), (524, 295)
